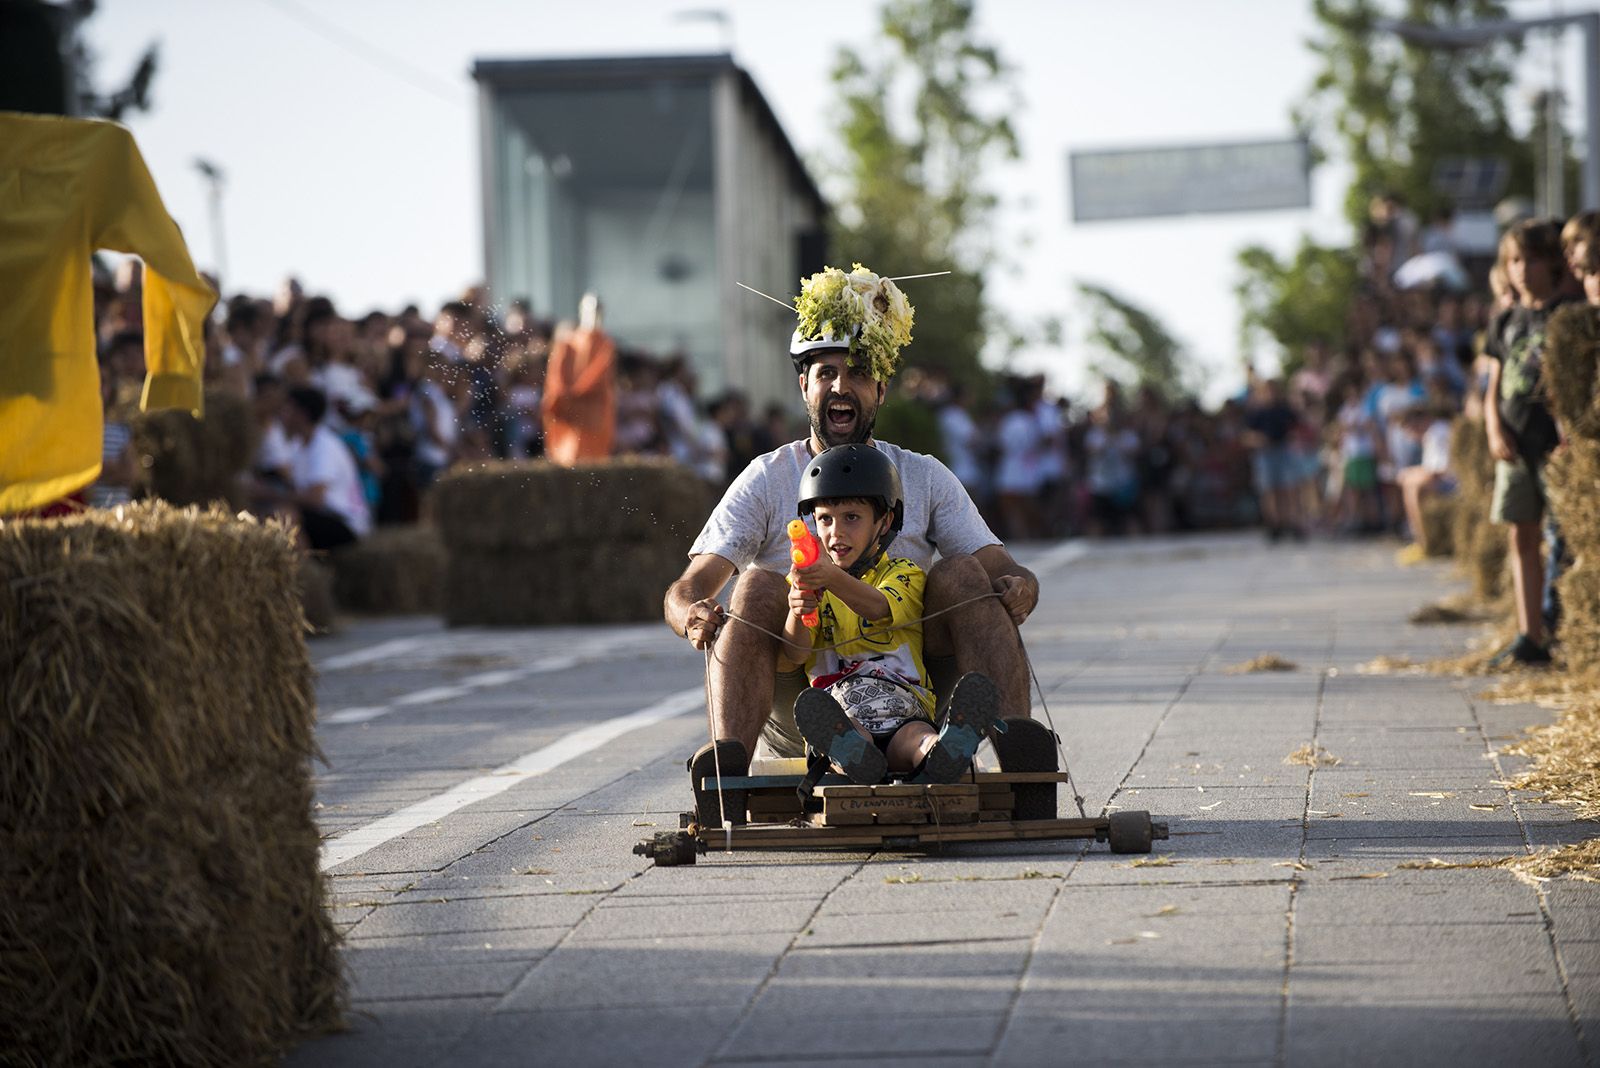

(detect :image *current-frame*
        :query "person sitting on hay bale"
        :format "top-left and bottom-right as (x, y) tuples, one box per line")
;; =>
(262, 386), (372, 552)
(663, 263), (1052, 823)
(780, 444), (1001, 787)
(1395, 402), (1457, 561)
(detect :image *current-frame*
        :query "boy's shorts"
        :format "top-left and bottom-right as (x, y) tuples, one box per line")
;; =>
(761, 658), (957, 760)
(1343, 456), (1376, 492)
(1491, 456), (1547, 525)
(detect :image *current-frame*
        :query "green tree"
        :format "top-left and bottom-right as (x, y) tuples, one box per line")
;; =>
(1236, 0), (1534, 372)
(1234, 238), (1360, 367)
(1076, 283), (1195, 402)
(826, 0), (1020, 397)
(1298, 0), (1528, 229)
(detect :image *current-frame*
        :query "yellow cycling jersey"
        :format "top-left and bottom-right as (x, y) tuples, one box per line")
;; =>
(805, 555), (936, 720)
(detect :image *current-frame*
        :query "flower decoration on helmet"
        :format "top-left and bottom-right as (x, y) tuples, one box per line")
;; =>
(789, 263), (915, 381)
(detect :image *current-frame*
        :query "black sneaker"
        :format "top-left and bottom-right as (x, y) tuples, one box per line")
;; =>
(1488, 634), (1553, 669)
(794, 688), (887, 786)
(686, 739), (748, 827)
(922, 672), (1003, 783)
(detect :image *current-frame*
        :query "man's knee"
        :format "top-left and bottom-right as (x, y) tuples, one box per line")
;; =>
(727, 568), (788, 638)
(926, 554), (991, 603)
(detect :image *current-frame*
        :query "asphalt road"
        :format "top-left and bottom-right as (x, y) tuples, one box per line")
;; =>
(286, 533), (1599, 1068)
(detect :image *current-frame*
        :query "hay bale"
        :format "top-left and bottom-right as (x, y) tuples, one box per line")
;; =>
(0, 503), (345, 1064)
(1548, 440), (1600, 672)
(131, 389), (257, 508)
(1447, 417), (1498, 589)
(298, 555), (338, 635)
(1547, 439), (1600, 558)
(1468, 519), (1509, 601)
(434, 458), (713, 626)
(1556, 564), (1600, 673)
(432, 458), (712, 551)
(1420, 495), (1456, 558)
(330, 525), (445, 615)
(445, 541), (688, 627)
(1546, 303), (1600, 441)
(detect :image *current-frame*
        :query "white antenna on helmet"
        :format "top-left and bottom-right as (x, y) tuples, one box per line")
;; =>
(734, 281), (795, 309)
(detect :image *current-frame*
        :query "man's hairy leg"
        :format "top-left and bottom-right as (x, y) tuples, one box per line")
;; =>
(709, 568), (789, 752)
(923, 555), (1031, 717)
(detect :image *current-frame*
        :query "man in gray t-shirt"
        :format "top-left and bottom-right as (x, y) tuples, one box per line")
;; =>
(663, 284), (1044, 799)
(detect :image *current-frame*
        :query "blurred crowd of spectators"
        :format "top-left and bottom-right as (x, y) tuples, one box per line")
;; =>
(89, 270), (806, 550)
(86, 193), (1595, 556)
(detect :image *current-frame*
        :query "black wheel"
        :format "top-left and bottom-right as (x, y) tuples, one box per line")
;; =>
(1106, 810), (1155, 854)
(633, 831), (699, 866)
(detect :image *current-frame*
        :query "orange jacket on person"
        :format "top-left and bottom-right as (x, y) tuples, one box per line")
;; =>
(0, 111), (215, 515)
(541, 327), (616, 465)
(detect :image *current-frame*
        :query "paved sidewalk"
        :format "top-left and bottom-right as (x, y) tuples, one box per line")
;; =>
(288, 535), (1599, 1067)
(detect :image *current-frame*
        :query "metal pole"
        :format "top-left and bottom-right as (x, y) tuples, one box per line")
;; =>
(208, 180), (227, 292)
(1584, 13), (1600, 210)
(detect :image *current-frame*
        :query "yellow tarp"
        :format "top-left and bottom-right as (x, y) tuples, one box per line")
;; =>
(0, 111), (215, 515)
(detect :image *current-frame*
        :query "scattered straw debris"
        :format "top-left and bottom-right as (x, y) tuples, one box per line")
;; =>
(1510, 840), (1600, 882)
(1330, 872), (1391, 881)
(1151, 905), (1182, 918)
(1504, 700), (1600, 820)
(1356, 655), (1421, 675)
(1226, 654), (1297, 674)
(1408, 600), (1481, 625)
(1480, 668), (1600, 709)
(1396, 857), (1502, 871)
(1284, 744), (1341, 767)
(1397, 841), (1600, 883)
(1128, 855), (1177, 868)
(1409, 791), (1456, 800)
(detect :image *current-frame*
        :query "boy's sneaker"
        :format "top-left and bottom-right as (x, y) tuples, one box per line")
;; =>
(794, 688), (887, 786)
(1488, 634), (1552, 669)
(923, 672), (1003, 784)
(686, 739), (748, 827)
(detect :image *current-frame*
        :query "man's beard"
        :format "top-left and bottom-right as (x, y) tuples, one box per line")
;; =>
(809, 396), (877, 448)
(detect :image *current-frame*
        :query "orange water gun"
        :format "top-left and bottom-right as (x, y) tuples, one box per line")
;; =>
(787, 518), (822, 628)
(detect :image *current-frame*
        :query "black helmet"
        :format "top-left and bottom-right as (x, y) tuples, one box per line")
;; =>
(797, 444), (905, 551)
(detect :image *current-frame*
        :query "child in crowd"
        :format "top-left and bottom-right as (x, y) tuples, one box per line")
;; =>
(779, 444), (999, 786)
(1335, 379), (1381, 533)
(1485, 218), (1575, 665)
(1396, 403), (1457, 558)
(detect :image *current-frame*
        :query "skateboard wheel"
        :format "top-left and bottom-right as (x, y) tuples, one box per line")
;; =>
(1107, 810), (1154, 854)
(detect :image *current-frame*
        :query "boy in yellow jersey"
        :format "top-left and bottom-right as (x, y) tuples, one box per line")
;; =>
(779, 444), (1000, 785)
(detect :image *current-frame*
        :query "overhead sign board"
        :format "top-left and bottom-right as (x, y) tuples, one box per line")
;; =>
(1069, 138), (1310, 223)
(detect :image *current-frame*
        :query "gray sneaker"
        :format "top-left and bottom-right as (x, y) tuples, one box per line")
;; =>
(794, 688), (887, 786)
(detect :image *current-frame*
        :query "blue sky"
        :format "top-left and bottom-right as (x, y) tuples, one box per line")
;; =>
(86, 0), (1584, 405)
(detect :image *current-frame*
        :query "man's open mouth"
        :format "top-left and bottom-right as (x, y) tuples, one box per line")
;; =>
(826, 401), (856, 429)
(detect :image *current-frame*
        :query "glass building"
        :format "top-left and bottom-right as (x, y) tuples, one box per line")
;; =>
(474, 54), (827, 407)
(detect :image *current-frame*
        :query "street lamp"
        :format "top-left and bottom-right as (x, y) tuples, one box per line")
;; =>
(1377, 12), (1600, 212)
(193, 157), (227, 291)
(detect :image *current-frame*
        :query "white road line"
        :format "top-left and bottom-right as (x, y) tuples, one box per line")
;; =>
(395, 685), (472, 706)
(1030, 540), (1090, 578)
(319, 652), (587, 727)
(319, 686), (706, 871)
(317, 636), (431, 672)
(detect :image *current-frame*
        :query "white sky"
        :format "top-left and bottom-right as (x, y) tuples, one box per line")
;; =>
(86, 0), (1587, 406)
